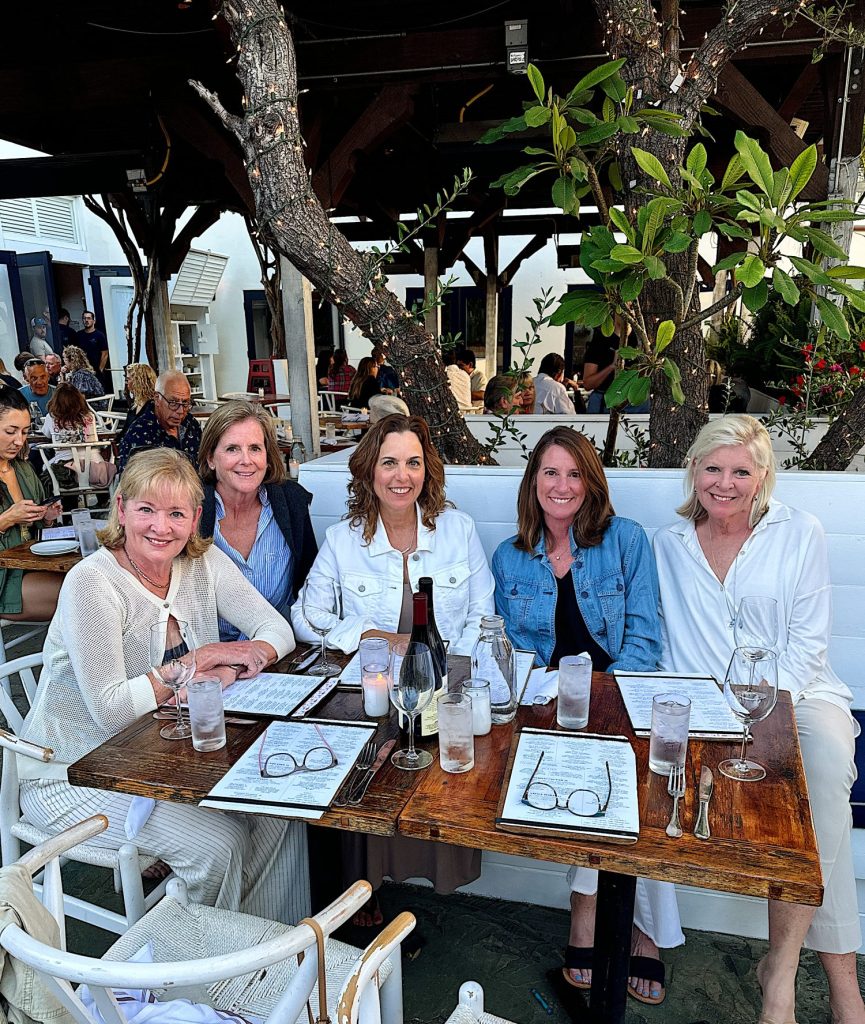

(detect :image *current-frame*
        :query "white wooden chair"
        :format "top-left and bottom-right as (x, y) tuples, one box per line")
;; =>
(336, 911), (415, 1024)
(38, 442), (115, 503)
(0, 654), (168, 935)
(0, 621), (49, 669)
(319, 390), (348, 412)
(86, 395), (114, 414)
(0, 816), (407, 1024)
(445, 982), (519, 1024)
(93, 409), (126, 431)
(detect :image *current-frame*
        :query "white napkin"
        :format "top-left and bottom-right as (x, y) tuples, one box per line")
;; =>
(521, 668), (559, 705)
(124, 797), (156, 840)
(79, 942), (262, 1024)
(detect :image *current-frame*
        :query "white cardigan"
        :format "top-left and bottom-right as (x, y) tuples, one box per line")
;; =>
(291, 506), (495, 654)
(653, 499), (853, 718)
(20, 545), (295, 780)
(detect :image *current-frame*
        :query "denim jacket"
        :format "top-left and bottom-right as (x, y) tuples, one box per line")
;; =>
(491, 516), (661, 671)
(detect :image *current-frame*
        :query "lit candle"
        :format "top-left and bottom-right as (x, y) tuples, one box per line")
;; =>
(289, 459), (300, 480)
(462, 678), (492, 736)
(362, 665), (390, 717)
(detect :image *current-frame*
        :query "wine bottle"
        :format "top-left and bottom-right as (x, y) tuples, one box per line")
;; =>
(399, 591), (443, 739)
(418, 576), (449, 693)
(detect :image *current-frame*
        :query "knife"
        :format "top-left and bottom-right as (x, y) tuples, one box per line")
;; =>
(289, 648), (321, 674)
(694, 764), (714, 840)
(348, 739), (396, 804)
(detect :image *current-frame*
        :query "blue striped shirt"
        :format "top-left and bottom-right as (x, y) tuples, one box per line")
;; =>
(213, 488), (293, 641)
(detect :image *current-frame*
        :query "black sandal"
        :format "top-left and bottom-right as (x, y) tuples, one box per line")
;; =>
(561, 945), (593, 991)
(627, 954), (666, 1005)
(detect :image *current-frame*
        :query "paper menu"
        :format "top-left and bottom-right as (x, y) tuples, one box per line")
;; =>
(615, 673), (741, 736)
(200, 718), (376, 819)
(219, 672), (328, 718)
(497, 728), (639, 843)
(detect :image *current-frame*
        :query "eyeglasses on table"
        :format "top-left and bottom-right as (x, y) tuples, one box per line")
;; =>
(521, 751), (612, 818)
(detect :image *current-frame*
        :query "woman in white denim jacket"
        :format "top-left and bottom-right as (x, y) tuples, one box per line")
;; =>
(292, 413), (495, 923)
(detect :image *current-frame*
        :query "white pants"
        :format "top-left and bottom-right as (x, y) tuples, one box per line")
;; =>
(796, 699), (860, 954)
(566, 868), (685, 949)
(21, 780), (310, 925)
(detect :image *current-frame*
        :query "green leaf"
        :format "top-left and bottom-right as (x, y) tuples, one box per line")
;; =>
(772, 267), (800, 306)
(610, 244), (644, 264)
(670, 380), (685, 404)
(652, 320), (674, 355)
(736, 253), (765, 288)
(490, 164), (544, 195)
(802, 227), (848, 261)
(662, 357), (681, 382)
(734, 131), (775, 197)
(478, 114), (528, 145)
(826, 265), (865, 279)
(575, 121), (620, 146)
(605, 368), (640, 408)
(608, 161), (623, 191)
(549, 292), (610, 327)
(567, 58), (628, 97)
(627, 375), (651, 408)
(569, 108), (600, 125)
(686, 143), (707, 177)
(602, 97), (615, 122)
(692, 210), (712, 236)
(716, 221), (754, 241)
(788, 145), (818, 203)
(720, 153), (746, 191)
(617, 346), (643, 360)
(788, 254), (833, 287)
(643, 254), (667, 279)
(712, 252), (746, 274)
(742, 279), (769, 312)
(558, 124), (577, 153)
(638, 113), (688, 138)
(771, 168), (791, 209)
(735, 190), (763, 213)
(618, 273), (644, 302)
(552, 175), (577, 214)
(631, 148), (672, 189)
(522, 146), (553, 156)
(525, 105), (552, 128)
(590, 258), (626, 272)
(527, 63), (545, 103)
(814, 295), (850, 340)
(663, 232), (692, 253)
(608, 207), (635, 244)
(601, 75), (628, 102)
(617, 115), (639, 133)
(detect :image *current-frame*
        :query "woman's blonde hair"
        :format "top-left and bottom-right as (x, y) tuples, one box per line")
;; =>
(198, 401), (286, 486)
(62, 345), (94, 373)
(346, 415), (451, 543)
(98, 448), (210, 557)
(125, 363), (156, 411)
(677, 414), (776, 528)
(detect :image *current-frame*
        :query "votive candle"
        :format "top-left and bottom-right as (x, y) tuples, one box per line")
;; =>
(362, 664), (390, 717)
(462, 678), (492, 736)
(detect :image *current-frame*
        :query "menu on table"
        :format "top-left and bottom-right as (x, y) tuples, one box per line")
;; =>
(200, 719), (376, 820)
(219, 672), (331, 718)
(496, 727), (639, 844)
(615, 672), (741, 738)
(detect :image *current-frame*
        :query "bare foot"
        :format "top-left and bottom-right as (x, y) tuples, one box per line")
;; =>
(142, 860), (171, 880)
(756, 953), (799, 1024)
(566, 891), (596, 986)
(352, 895), (383, 928)
(628, 926), (664, 1002)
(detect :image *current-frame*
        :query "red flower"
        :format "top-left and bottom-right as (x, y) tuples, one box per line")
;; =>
(852, 366), (861, 375)
(796, 375), (804, 385)
(830, 363), (843, 372)
(859, 341), (865, 351)
(778, 395), (786, 405)
(803, 344), (815, 353)
(815, 359), (827, 370)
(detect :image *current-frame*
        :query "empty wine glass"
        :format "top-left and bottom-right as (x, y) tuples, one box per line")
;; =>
(388, 640), (435, 771)
(301, 579), (341, 676)
(734, 596), (778, 659)
(720, 647), (778, 782)
(150, 619), (196, 741)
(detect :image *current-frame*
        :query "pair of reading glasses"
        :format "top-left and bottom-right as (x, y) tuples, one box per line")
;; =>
(521, 751), (612, 818)
(258, 724), (339, 779)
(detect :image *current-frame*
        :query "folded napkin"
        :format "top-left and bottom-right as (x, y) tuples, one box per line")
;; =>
(521, 668), (559, 705)
(124, 797), (156, 840)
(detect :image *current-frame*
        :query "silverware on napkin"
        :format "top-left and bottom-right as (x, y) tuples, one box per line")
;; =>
(694, 764), (714, 839)
(348, 739), (396, 805)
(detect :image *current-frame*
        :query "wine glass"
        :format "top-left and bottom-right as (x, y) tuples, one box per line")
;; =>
(388, 640), (435, 771)
(734, 596), (778, 659)
(301, 579), (341, 676)
(150, 620), (196, 741)
(720, 647), (778, 782)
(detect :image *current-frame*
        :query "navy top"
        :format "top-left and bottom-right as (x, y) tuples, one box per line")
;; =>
(116, 400), (202, 472)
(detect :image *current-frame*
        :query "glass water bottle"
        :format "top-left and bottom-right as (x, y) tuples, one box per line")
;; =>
(471, 614), (516, 724)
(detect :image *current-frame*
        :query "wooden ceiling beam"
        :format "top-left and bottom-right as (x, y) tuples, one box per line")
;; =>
(777, 61), (822, 123)
(499, 232), (552, 289)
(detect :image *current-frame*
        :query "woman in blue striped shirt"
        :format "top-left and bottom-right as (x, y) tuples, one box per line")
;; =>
(198, 401), (317, 640)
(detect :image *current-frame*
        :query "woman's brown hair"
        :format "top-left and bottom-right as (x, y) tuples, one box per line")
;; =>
(348, 356), (376, 403)
(198, 400), (286, 486)
(62, 345), (94, 373)
(46, 383), (90, 430)
(514, 426), (614, 552)
(346, 414), (452, 543)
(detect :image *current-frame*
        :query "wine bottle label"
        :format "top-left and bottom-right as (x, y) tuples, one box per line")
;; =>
(419, 683), (443, 736)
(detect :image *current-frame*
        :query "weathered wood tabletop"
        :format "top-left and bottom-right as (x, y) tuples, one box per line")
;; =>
(0, 539), (82, 572)
(68, 653), (821, 906)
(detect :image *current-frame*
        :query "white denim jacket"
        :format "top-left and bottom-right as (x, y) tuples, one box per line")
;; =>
(291, 506), (495, 654)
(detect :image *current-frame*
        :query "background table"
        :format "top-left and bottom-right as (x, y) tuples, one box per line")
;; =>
(0, 539), (82, 573)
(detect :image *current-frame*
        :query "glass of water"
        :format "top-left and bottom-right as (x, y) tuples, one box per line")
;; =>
(557, 655), (592, 730)
(186, 677), (226, 752)
(648, 692), (691, 776)
(437, 692), (474, 773)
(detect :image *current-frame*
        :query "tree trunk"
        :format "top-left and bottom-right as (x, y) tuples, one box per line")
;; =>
(803, 385), (865, 469)
(192, 0), (490, 464)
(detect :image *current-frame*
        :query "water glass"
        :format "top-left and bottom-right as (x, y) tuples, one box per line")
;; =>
(186, 677), (226, 752)
(556, 655), (592, 730)
(648, 692), (691, 776)
(437, 692), (474, 773)
(461, 678), (492, 736)
(359, 637), (390, 669)
(76, 523), (100, 557)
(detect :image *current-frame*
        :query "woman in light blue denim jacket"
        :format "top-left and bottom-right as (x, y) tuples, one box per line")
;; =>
(491, 427), (680, 1006)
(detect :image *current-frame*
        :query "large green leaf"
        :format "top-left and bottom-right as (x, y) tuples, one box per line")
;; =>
(736, 253), (765, 288)
(686, 143), (707, 178)
(617, 346), (643, 360)
(549, 291), (610, 327)
(663, 232), (692, 253)
(655, 320), (675, 354)
(720, 153), (746, 191)
(638, 112), (688, 137)
(631, 148), (672, 189)
(604, 368), (640, 408)
(575, 121), (620, 146)
(712, 251), (747, 274)
(608, 207), (635, 244)
(601, 76), (628, 102)
(617, 114), (639, 133)
(490, 164), (545, 195)
(627, 375), (652, 408)
(552, 175), (577, 213)
(788, 254), (833, 287)
(788, 145), (818, 203)
(618, 273), (644, 302)
(611, 244), (644, 264)
(826, 265), (865, 279)
(692, 210), (712, 236)
(608, 161), (623, 191)
(771, 168), (791, 209)
(527, 64), (545, 103)
(567, 58), (628, 98)
(742, 279), (769, 312)
(558, 124), (577, 153)
(814, 295), (850, 340)
(478, 114), (528, 145)
(801, 227), (849, 261)
(772, 267), (800, 306)
(643, 254), (667, 279)
(662, 357), (681, 382)
(716, 221), (754, 241)
(734, 131), (775, 197)
(525, 105), (552, 128)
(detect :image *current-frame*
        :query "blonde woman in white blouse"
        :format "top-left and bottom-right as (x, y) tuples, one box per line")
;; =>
(20, 449), (310, 924)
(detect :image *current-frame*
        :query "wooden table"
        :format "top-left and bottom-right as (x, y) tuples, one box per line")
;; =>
(0, 539), (82, 572)
(69, 657), (821, 1023)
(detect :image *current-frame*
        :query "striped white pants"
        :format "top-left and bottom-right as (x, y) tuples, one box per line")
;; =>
(20, 779), (310, 925)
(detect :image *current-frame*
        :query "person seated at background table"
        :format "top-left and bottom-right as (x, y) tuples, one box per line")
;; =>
(60, 345), (105, 402)
(371, 345), (398, 392)
(315, 348), (334, 389)
(514, 371), (535, 414)
(533, 353), (585, 415)
(491, 426), (680, 1005)
(442, 347), (473, 413)
(40, 384), (116, 490)
(18, 448), (309, 924)
(0, 388), (64, 621)
(483, 375), (517, 415)
(456, 347), (488, 403)
(368, 394), (409, 423)
(43, 352), (62, 386)
(116, 363), (158, 444)
(117, 369), (202, 473)
(347, 356), (381, 408)
(327, 348), (355, 394)
(0, 358), (20, 391)
(653, 415), (864, 1024)
(198, 400), (317, 642)
(292, 413), (495, 916)
(20, 360), (55, 419)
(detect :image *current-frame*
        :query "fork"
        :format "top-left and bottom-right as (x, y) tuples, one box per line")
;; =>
(333, 740), (377, 807)
(665, 763), (686, 838)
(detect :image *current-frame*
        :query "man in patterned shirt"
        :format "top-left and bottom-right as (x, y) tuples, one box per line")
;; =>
(117, 370), (202, 472)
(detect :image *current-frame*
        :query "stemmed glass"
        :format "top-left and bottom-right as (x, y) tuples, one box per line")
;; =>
(150, 620), (196, 741)
(388, 640), (435, 771)
(734, 596), (779, 659)
(302, 579), (341, 677)
(720, 647), (778, 782)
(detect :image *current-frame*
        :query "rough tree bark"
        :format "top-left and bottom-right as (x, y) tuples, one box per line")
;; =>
(244, 214), (286, 358)
(594, 0), (820, 467)
(802, 384), (865, 469)
(191, 0), (490, 464)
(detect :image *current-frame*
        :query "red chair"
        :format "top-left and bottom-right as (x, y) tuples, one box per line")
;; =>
(247, 359), (276, 395)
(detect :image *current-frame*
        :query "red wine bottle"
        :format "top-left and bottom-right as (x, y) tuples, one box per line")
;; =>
(398, 592), (443, 739)
(418, 576), (449, 692)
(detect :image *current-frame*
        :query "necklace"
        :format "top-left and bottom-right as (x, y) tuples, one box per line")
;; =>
(124, 546), (171, 591)
(705, 522), (743, 629)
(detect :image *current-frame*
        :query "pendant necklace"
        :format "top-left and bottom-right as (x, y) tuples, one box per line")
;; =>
(706, 524), (739, 629)
(124, 546), (171, 591)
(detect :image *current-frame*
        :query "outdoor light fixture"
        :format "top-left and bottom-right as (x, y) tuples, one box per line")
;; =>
(505, 20), (528, 75)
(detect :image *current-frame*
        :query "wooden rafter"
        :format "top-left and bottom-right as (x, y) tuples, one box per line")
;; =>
(499, 232), (552, 288)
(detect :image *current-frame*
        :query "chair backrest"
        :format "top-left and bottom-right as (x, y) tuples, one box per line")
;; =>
(318, 391), (347, 413)
(336, 912), (416, 1024)
(87, 396), (114, 414)
(0, 816), (372, 1024)
(0, 655), (45, 868)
